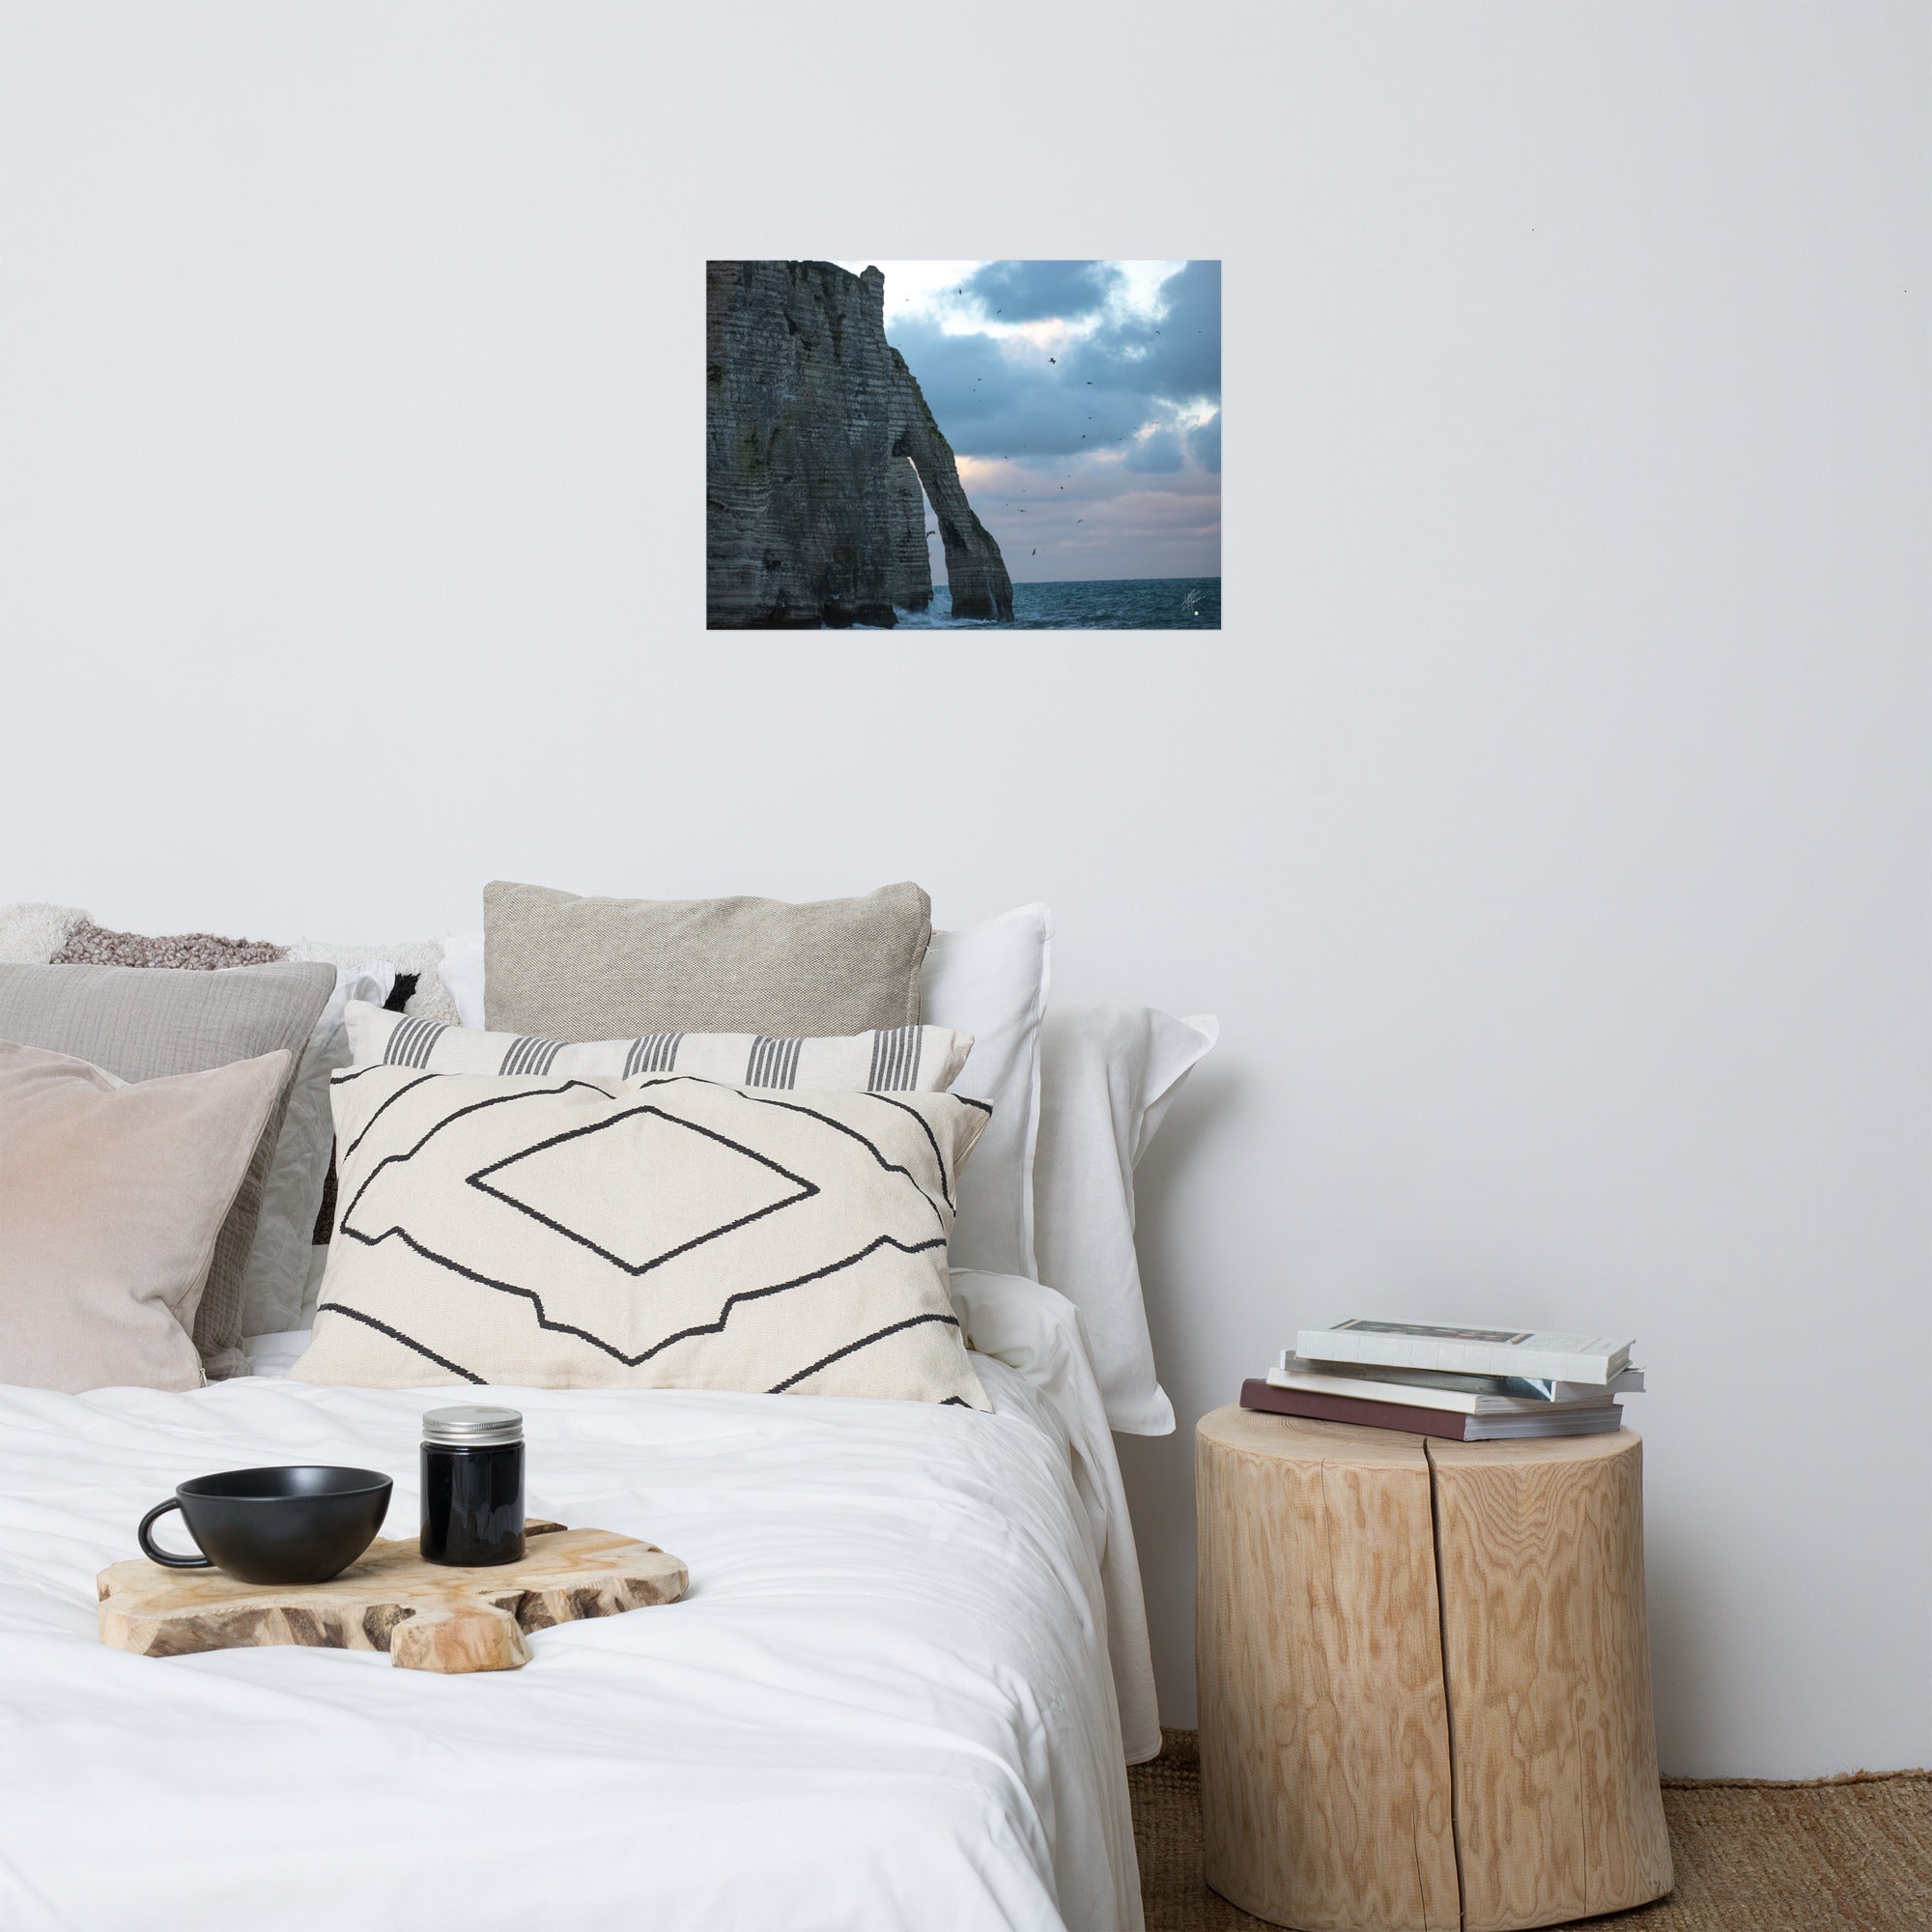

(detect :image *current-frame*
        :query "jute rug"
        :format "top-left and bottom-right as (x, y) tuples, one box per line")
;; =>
(1128, 1729), (1931, 1932)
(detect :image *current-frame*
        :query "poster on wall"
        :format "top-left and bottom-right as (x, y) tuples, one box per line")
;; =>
(707, 260), (1220, 631)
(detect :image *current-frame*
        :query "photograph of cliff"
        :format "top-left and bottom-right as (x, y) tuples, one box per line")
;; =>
(706, 261), (1220, 631)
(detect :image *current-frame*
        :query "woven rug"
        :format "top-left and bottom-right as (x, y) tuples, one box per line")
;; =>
(1128, 1729), (1932, 1932)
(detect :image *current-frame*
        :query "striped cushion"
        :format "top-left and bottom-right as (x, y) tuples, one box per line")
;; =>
(344, 1003), (974, 1094)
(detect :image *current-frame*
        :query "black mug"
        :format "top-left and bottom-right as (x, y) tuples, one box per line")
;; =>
(138, 1466), (392, 1585)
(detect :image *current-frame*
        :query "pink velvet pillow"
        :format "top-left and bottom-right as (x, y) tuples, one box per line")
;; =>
(0, 1040), (290, 1392)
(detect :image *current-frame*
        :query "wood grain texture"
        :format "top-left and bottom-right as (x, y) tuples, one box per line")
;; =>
(1196, 1406), (1461, 1932)
(98, 1525), (687, 1673)
(1429, 1430), (1673, 1929)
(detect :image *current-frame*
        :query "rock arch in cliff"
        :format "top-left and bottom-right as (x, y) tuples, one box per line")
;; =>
(707, 261), (1014, 629)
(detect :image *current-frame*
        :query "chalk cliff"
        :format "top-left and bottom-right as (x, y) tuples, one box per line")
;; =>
(707, 261), (1013, 628)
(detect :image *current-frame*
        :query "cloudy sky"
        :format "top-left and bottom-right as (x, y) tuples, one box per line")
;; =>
(832, 259), (1220, 585)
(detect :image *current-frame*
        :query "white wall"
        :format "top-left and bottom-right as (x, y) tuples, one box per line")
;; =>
(1, 3), (1924, 1776)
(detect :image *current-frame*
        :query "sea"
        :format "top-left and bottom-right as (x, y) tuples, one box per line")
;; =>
(870, 576), (1220, 631)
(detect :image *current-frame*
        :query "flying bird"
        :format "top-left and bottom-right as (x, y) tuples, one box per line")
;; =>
(1031, 549), (1037, 556)
(925, 529), (936, 538)
(1077, 518), (1084, 524)
(1048, 356), (1056, 364)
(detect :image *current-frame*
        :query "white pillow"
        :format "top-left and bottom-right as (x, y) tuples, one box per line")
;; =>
(1033, 1005), (1217, 1435)
(439, 929), (486, 1028)
(286, 936), (460, 1024)
(238, 962), (394, 1338)
(920, 905), (1052, 1281)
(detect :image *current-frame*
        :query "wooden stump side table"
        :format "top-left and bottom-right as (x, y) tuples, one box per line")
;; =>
(1195, 1406), (1672, 1932)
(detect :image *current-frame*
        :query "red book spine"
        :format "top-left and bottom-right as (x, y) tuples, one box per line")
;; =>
(1238, 1378), (1474, 1441)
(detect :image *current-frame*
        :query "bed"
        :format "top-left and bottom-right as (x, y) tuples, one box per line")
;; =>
(0, 1269), (1153, 1932)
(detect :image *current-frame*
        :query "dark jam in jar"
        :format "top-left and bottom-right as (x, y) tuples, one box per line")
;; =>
(420, 1406), (526, 1566)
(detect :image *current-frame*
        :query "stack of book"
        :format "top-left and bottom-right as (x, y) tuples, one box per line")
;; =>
(1240, 1319), (1643, 1441)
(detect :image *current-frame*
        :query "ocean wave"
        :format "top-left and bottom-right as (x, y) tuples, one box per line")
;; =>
(856, 577), (1219, 632)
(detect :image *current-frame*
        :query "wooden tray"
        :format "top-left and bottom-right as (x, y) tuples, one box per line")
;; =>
(98, 1522), (688, 1673)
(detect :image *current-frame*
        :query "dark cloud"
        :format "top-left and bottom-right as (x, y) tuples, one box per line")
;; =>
(959, 259), (1120, 323)
(1081, 257), (1220, 408)
(893, 260), (1221, 466)
(1123, 426), (1184, 473)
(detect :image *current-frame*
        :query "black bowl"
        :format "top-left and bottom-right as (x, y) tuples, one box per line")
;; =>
(138, 1466), (392, 1585)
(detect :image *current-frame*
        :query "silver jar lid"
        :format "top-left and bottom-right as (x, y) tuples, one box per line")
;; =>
(422, 1405), (524, 1447)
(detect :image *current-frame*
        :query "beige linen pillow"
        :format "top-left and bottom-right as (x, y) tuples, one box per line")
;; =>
(290, 1065), (990, 1406)
(483, 881), (931, 1040)
(0, 1041), (290, 1393)
(0, 960), (335, 1378)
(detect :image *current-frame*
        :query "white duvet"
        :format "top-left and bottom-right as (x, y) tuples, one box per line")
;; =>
(0, 1272), (1151, 1932)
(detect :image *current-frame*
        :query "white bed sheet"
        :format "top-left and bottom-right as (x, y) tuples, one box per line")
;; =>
(0, 1301), (1148, 1931)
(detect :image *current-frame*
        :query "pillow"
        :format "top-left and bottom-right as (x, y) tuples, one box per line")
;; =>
(287, 936), (461, 1025)
(1033, 1005), (1218, 1435)
(289, 1067), (990, 1406)
(0, 913), (412, 1340)
(0, 959), (335, 1378)
(239, 963), (396, 1339)
(51, 919), (285, 969)
(0, 902), (286, 970)
(483, 880), (931, 1038)
(344, 1000), (972, 1092)
(0, 902), (90, 963)
(438, 929), (486, 1028)
(920, 905), (1052, 1281)
(0, 1041), (290, 1392)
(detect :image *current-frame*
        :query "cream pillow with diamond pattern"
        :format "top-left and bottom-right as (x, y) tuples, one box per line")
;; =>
(287, 1065), (991, 1406)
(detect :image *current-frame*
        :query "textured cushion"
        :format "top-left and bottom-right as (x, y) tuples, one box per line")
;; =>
(0, 1041), (290, 1392)
(51, 919), (285, 969)
(344, 1000), (972, 1092)
(0, 960), (335, 1378)
(289, 1066), (990, 1406)
(483, 881), (931, 1039)
(0, 902), (89, 963)
(288, 936), (460, 1024)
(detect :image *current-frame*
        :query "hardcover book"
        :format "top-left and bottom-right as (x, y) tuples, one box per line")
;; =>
(1294, 1320), (1634, 1384)
(1239, 1378), (1626, 1441)
(1270, 1355), (1642, 1415)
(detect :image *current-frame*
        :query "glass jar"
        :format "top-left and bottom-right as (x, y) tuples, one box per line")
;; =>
(420, 1406), (526, 1567)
